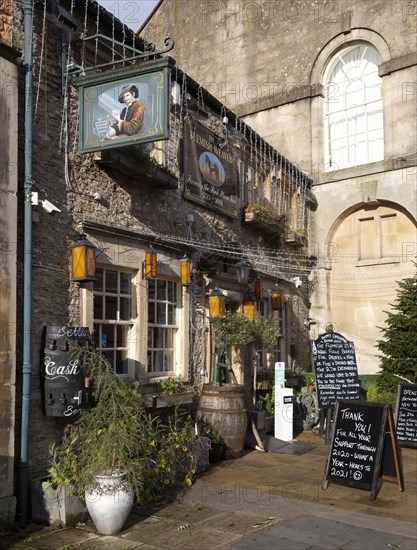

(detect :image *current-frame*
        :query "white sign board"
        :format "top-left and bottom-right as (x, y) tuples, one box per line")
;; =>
(274, 362), (285, 388)
(274, 387), (294, 441)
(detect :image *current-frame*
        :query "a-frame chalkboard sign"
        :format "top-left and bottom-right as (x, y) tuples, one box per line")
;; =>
(322, 400), (404, 500)
(395, 383), (417, 448)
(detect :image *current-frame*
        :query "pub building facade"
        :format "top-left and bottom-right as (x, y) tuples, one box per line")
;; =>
(142, 0), (417, 376)
(0, 0), (315, 525)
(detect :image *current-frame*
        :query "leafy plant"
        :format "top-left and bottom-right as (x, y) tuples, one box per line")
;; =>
(157, 377), (186, 395)
(47, 345), (203, 504)
(205, 430), (223, 444)
(245, 203), (269, 222)
(211, 311), (254, 352)
(258, 388), (275, 416)
(211, 312), (279, 352)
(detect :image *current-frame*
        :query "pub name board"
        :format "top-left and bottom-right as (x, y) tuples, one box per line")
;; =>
(184, 120), (239, 217)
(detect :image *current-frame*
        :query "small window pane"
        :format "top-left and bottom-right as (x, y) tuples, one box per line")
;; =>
(157, 281), (166, 300)
(156, 303), (166, 324)
(116, 350), (128, 375)
(102, 350), (114, 369)
(101, 325), (114, 348)
(120, 272), (130, 294)
(120, 297), (131, 320)
(106, 270), (118, 293)
(94, 295), (103, 320)
(148, 279), (156, 300)
(117, 325), (129, 347)
(148, 303), (155, 323)
(95, 268), (104, 291)
(167, 304), (175, 325)
(167, 281), (177, 302)
(105, 296), (118, 320)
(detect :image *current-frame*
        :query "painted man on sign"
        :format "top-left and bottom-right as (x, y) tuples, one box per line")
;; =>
(107, 83), (145, 138)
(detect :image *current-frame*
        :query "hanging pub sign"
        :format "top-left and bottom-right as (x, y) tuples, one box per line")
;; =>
(76, 57), (173, 153)
(184, 120), (239, 217)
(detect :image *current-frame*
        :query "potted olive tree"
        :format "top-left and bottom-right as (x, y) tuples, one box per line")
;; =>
(46, 345), (205, 535)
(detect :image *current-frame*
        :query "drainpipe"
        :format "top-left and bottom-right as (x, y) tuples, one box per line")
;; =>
(19, 0), (34, 526)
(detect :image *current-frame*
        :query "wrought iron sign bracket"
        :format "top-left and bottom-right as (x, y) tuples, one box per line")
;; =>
(67, 33), (175, 76)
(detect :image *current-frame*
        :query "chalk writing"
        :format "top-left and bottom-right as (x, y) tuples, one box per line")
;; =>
(312, 332), (361, 408)
(396, 383), (417, 448)
(43, 357), (80, 381)
(326, 401), (384, 489)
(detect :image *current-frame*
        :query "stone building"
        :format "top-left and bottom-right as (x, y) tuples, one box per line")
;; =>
(0, 0), (314, 525)
(0, 0), (19, 528)
(142, 0), (417, 375)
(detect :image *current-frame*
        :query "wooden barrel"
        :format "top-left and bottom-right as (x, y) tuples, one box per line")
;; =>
(197, 384), (247, 459)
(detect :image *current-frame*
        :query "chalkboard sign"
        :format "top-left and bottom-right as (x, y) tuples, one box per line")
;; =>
(312, 332), (361, 409)
(323, 400), (404, 500)
(395, 383), (417, 448)
(42, 326), (92, 417)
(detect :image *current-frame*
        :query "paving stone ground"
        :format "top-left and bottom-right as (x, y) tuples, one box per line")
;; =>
(1, 431), (416, 550)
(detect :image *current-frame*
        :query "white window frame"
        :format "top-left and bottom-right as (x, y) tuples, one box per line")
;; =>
(147, 278), (179, 376)
(323, 43), (383, 170)
(93, 266), (137, 378)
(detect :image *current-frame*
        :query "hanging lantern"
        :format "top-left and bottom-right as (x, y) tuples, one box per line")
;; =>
(208, 288), (225, 319)
(243, 292), (256, 320)
(71, 234), (96, 282)
(180, 255), (191, 286)
(271, 283), (283, 310)
(254, 277), (263, 301)
(234, 259), (252, 286)
(144, 245), (157, 280)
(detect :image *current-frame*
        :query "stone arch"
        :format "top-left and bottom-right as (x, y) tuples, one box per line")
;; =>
(313, 201), (416, 374)
(310, 29), (391, 85)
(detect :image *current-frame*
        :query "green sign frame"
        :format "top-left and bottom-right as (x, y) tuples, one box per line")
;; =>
(76, 57), (173, 154)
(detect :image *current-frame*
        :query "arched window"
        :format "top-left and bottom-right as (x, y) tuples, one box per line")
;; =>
(324, 44), (383, 170)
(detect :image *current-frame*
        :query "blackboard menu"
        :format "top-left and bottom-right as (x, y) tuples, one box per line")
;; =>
(312, 332), (361, 409)
(396, 383), (417, 448)
(324, 400), (387, 495)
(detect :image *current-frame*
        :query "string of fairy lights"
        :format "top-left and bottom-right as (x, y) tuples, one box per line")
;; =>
(29, 1), (416, 288)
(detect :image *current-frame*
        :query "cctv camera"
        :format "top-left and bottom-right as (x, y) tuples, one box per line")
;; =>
(291, 276), (302, 288)
(40, 199), (61, 214)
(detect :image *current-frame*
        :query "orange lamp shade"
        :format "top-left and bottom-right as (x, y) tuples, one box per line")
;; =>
(243, 293), (255, 320)
(254, 277), (262, 301)
(180, 255), (191, 286)
(271, 285), (283, 310)
(145, 246), (157, 279)
(71, 235), (96, 282)
(209, 288), (225, 318)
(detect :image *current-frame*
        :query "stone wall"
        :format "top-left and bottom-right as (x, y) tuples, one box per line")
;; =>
(3, 0), (312, 500)
(142, 0), (417, 374)
(0, 0), (17, 523)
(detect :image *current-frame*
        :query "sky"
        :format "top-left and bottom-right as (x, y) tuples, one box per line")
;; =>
(97, 0), (160, 32)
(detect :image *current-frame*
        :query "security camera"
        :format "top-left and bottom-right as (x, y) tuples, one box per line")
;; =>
(291, 277), (302, 288)
(40, 199), (61, 214)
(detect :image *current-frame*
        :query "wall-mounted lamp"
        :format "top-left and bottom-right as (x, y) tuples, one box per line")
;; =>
(271, 283), (283, 311)
(243, 292), (256, 320)
(71, 234), (96, 282)
(234, 259), (252, 286)
(254, 277), (263, 301)
(180, 255), (192, 286)
(208, 288), (226, 319)
(144, 245), (157, 280)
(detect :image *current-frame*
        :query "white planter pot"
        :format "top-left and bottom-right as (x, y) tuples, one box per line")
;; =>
(85, 472), (134, 535)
